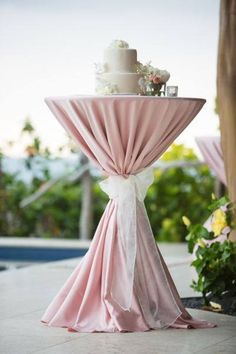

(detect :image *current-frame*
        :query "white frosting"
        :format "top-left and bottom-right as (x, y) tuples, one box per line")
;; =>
(104, 49), (137, 73)
(101, 73), (142, 94)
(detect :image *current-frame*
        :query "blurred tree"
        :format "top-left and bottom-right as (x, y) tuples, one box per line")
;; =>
(217, 0), (236, 241)
(79, 154), (93, 240)
(20, 118), (93, 239)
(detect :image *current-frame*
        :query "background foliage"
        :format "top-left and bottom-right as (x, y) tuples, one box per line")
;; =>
(0, 120), (215, 241)
(146, 145), (214, 242)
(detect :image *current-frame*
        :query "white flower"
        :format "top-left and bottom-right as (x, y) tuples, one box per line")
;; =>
(104, 86), (114, 94)
(96, 77), (118, 95)
(109, 40), (129, 49)
(152, 68), (161, 76)
(159, 70), (170, 83)
(94, 62), (107, 74)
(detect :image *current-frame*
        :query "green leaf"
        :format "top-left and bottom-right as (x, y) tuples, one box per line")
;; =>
(208, 196), (229, 212)
(191, 224), (209, 239)
(191, 259), (205, 275)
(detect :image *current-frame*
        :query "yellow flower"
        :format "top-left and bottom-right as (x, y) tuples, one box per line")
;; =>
(197, 238), (206, 248)
(213, 209), (226, 222)
(182, 216), (191, 227)
(211, 193), (216, 200)
(211, 209), (227, 237)
(209, 301), (222, 311)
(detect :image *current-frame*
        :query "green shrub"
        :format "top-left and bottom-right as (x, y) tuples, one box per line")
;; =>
(0, 143), (214, 241)
(146, 144), (214, 242)
(183, 196), (236, 304)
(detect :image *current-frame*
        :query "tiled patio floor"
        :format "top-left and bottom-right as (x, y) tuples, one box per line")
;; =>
(0, 243), (235, 354)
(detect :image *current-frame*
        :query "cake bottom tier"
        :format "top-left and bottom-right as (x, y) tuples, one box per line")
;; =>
(41, 202), (217, 333)
(96, 72), (142, 94)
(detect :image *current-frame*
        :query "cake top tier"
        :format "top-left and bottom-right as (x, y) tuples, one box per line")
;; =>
(104, 40), (138, 73)
(104, 49), (137, 73)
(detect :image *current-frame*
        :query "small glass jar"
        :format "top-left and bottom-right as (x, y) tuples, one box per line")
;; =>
(166, 86), (178, 97)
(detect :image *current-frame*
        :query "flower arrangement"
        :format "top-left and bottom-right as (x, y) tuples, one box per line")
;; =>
(136, 61), (170, 96)
(95, 77), (118, 95)
(182, 194), (236, 311)
(108, 39), (129, 49)
(94, 62), (107, 75)
(94, 63), (118, 95)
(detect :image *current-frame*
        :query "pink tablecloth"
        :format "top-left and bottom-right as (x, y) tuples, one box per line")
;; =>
(41, 96), (216, 332)
(196, 136), (226, 186)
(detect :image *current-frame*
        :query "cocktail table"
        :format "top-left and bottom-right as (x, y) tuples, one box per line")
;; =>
(41, 96), (216, 332)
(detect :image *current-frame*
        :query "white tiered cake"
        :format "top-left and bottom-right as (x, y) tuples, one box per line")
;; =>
(96, 40), (142, 95)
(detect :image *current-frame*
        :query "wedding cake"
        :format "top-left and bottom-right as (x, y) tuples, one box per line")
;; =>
(95, 40), (142, 95)
(95, 40), (170, 96)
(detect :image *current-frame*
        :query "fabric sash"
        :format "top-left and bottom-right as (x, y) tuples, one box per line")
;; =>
(99, 167), (154, 310)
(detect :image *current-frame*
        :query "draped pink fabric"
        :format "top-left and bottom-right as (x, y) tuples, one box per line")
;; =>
(195, 136), (227, 248)
(41, 96), (216, 332)
(196, 136), (226, 186)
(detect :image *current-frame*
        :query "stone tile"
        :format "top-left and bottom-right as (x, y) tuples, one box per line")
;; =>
(0, 310), (89, 354)
(168, 263), (198, 297)
(28, 310), (236, 354)
(0, 263), (77, 320)
(193, 336), (236, 354)
(0, 334), (86, 354)
(0, 310), (75, 338)
(30, 328), (233, 354)
(0, 251), (235, 354)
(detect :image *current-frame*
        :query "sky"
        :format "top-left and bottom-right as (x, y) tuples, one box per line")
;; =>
(0, 0), (220, 157)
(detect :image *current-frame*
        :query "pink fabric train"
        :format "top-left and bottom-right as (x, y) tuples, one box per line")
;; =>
(41, 96), (217, 332)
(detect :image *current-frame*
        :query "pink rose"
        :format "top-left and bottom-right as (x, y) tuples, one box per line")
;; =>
(148, 74), (161, 84)
(159, 70), (170, 83)
(153, 75), (161, 84)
